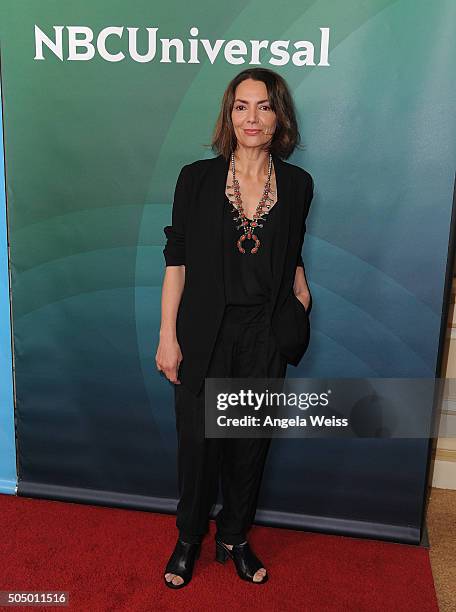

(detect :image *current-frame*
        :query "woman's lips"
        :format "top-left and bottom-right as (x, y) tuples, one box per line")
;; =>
(244, 129), (261, 135)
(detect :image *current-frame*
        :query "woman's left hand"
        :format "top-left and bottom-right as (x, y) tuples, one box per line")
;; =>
(295, 291), (310, 312)
(294, 266), (311, 311)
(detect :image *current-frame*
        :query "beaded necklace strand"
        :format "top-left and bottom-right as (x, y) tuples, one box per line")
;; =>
(226, 152), (276, 254)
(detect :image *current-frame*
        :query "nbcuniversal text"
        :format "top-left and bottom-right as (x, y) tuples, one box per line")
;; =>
(33, 25), (331, 67)
(204, 377), (454, 439)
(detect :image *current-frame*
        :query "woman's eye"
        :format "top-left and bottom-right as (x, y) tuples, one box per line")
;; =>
(234, 104), (271, 111)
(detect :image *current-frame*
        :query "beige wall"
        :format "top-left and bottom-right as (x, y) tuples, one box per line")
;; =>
(432, 275), (456, 489)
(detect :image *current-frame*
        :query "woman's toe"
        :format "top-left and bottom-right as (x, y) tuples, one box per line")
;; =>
(172, 574), (184, 585)
(253, 568), (267, 582)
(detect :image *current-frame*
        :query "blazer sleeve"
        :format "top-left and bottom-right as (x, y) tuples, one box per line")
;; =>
(296, 173), (314, 271)
(163, 164), (192, 266)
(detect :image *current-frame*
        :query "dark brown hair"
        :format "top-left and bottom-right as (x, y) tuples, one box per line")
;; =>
(210, 68), (303, 160)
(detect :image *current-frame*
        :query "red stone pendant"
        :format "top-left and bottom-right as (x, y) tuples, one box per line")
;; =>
(237, 232), (260, 254)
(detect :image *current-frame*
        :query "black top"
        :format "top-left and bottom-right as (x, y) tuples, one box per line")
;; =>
(223, 195), (280, 305)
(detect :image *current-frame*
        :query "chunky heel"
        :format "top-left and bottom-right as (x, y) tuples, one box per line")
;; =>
(215, 541), (229, 564)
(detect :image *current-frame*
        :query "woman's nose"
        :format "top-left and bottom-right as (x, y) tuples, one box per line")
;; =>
(247, 108), (258, 123)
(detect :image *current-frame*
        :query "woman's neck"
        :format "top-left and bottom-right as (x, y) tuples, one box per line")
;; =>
(232, 147), (271, 180)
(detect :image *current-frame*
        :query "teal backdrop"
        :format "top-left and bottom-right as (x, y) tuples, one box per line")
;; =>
(0, 0), (455, 543)
(0, 76), (16, 495)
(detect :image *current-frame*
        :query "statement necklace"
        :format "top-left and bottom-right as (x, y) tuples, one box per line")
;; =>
(226, 151), (276, 254)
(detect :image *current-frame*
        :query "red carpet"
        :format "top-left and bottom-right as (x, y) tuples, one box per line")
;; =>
(0, 494), (438, 611)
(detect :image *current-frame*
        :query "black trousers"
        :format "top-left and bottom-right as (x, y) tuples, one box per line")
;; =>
(174, 301), (288, 545)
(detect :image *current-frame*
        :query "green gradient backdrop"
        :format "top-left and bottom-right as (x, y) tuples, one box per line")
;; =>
(1, 1), (455, 541)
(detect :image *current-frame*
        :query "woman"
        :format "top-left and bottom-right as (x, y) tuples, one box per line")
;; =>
(156, 67), (314, 589)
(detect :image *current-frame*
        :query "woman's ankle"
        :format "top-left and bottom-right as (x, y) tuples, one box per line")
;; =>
(222, 540), (247, 547)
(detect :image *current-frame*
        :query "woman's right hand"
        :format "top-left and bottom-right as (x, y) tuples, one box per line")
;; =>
(156, 335), (183, 384)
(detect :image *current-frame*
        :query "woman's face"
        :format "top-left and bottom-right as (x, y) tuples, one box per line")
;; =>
(231, 78), (277, 152)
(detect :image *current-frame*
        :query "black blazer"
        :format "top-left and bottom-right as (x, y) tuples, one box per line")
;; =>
(163, 153), (314, 396)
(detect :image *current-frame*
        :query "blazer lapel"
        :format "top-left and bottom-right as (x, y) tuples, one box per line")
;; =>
(270, 154), (292, 314)
(206, 153), (291, 313)
(211, 154), (230, 305)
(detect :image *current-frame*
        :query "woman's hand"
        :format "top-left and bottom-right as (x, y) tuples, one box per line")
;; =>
(295, 291), (311, 312)
(156, 332), (183, 385)
(294, 266), (311, 312)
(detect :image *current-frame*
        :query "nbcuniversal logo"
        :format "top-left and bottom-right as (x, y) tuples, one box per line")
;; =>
(33, 25), (331, 66)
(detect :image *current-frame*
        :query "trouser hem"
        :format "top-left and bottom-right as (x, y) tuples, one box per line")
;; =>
(215, 531), (248, 545)
(178, 531), (204, 545)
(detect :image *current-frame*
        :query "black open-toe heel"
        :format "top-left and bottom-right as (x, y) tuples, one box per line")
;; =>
(163, 538), (201, 589)
(215, 537), (269, 584)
